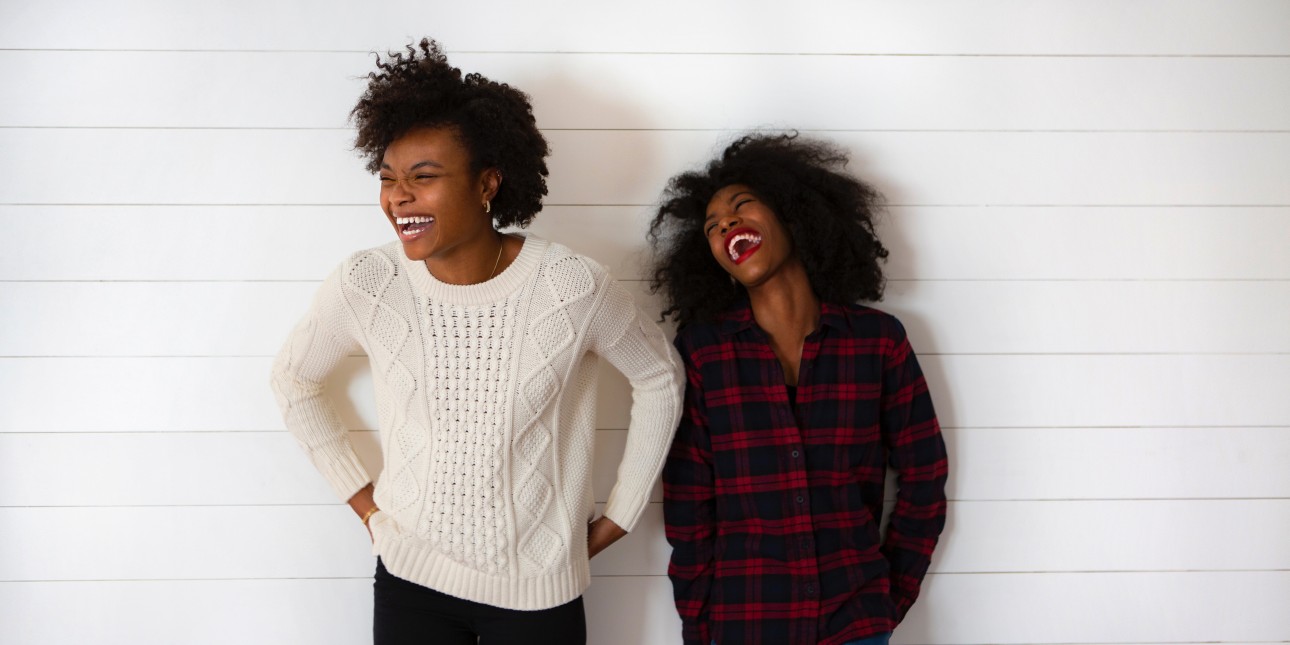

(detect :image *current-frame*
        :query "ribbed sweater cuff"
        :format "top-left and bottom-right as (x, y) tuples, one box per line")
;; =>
(603, 488), (649, 533)
(317, 446), (372, 502)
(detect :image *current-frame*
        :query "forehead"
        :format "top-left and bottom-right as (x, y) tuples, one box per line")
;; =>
(706, 184), (755, 213)
(381, 126), (469, 167)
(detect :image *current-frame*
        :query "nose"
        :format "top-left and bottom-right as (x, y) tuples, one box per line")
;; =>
(388, 178), (414, 205)
(717, 213), (741, 235)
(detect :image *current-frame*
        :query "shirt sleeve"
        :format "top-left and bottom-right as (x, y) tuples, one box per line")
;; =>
(662, 334), (717, 645)
(879, 320), (949, 622)
(268, 264), (372, 502)
(590, 277), (685, 532)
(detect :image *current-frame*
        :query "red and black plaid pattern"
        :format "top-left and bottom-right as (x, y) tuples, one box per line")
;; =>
(663, 302), (948, 645)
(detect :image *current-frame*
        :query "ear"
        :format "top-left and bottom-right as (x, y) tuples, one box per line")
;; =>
(479, 168), (502, 203)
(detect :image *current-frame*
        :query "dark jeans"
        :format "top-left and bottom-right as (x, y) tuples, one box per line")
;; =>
(373, 559), (586, 645)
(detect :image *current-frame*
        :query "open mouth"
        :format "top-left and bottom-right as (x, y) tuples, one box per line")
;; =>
(394, 215), (434, 240)
(724, 228), (762, 264)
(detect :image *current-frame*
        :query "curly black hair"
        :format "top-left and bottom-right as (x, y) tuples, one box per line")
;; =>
(350, 38), (550, 228)
(649, 133), (888, 326)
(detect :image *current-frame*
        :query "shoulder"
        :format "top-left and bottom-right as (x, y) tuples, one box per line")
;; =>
(534, 237), (612, 284)
(672, 319), (727, 368)
(336, 241), (405, 283)
(833, 302), (909, 341)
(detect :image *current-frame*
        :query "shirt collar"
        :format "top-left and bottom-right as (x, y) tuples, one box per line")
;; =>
(716, 299), (852, 336)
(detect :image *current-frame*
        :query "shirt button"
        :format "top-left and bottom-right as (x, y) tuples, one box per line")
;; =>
(796, 495), (805, 504)
(791, 450), (800, 458)
(805, 584), (815, 595)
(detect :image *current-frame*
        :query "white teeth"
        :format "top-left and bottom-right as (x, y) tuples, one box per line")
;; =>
(726, 232), (761, 261)
(395, 216), (434, 225)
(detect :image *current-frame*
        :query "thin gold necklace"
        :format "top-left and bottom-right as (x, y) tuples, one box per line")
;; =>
(486, 234), (505, 280)
(423, 234), (505, 285)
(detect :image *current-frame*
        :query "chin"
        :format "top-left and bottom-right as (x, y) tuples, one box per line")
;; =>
(399, 240), (433, 262)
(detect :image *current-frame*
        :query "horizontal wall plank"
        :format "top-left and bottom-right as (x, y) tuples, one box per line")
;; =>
(946, 426), (1290, 501)
(0, 578), (374, 645)
(883, 206), (1290, 281)
(3, 572), (1285, 645)
(7, 52), (1290, 130)
(0, 429), (661, 507)
(4, 501), (1287, 581)
(0, 204), (656, 282)
(925, 354), (1290, 430)
(0, 356), (631, 432)
(882, 280), (1290, 354)
(2, 354), (1288, 432)
(4, 129), (1289, 206)
(6, 427), (1285, 507)
(4, 280), (1289, 356)
(895, 570), (1290, 643)
(6, 205), (1290, 282)
(2, 0), (1288, 55)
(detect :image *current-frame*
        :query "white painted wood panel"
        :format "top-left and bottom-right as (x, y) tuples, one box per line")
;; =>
(0, 579), (374, 645)
(0, 429), (661, 507)
(3, 354), (1288, 432)
(926, 354), (1290, 429)
(0, 204), (655, 282)
(5, 279), (1289, 357)
(0, 505), (662, 581)
(894, 571), (1290, 643)
(6, 205), (1290, 282)
(5, 2), (1289, 642)
(946, 426), (1290, 501)
(8, 51), (1290, 130)
(7, 426), (1286, 507)
(3, 572), (1286, 645)
(5, 129), (1289, 206)
(0, 356), (631, 432)
(3, 0), (1288, 55)
(883, 206), (1290, 281)
(5, 501), (1287, 581)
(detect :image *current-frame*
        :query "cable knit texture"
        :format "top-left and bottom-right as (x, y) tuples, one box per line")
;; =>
(270, 235), (684, 610)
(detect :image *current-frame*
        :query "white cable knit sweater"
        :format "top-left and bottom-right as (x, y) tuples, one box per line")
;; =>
(270, 235), (683, 610)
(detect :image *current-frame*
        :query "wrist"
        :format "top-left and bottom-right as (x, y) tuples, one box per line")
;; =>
(360, 506), (380, 526)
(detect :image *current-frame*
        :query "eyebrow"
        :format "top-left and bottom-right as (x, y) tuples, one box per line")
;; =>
(379, 160), (445, 171)
(704, 191), (756, 222)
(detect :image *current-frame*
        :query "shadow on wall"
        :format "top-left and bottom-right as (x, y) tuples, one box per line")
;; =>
(858, 151), (958, 640)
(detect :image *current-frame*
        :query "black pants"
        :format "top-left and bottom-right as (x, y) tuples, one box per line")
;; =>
(373, 559), (587, 645)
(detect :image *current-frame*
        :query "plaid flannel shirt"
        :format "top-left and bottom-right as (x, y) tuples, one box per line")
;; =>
(663, 301), (948, 645)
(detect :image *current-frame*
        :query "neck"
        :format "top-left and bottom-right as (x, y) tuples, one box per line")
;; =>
(746, 262), (819, 341)
(424, 230), (506, 286)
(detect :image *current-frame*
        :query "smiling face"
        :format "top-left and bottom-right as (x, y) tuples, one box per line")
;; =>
(703, 184), (800, 290)
(379, 126), (499, 263)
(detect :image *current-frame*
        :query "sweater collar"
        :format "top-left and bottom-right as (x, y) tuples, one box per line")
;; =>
(400, 233), (548, 305)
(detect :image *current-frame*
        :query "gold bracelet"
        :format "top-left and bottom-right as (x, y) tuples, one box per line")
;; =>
(360, 506), (380, 526)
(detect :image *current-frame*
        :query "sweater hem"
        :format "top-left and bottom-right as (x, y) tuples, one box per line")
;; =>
(374, 531), (591, 611)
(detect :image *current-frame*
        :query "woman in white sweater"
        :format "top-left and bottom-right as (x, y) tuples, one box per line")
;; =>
(270, 39), (684, 644)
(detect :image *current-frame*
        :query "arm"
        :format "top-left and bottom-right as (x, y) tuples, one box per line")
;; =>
(269, 266), (373, 512)
(662, 336), (717, 645)
(589, 278), (685, 535)
(879, 321), (949, 622)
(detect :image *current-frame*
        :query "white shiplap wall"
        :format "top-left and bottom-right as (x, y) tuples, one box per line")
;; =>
(2, 1), (1289, 643)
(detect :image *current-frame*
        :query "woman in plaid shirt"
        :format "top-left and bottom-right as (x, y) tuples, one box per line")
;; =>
(649, 134), (948, 645)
